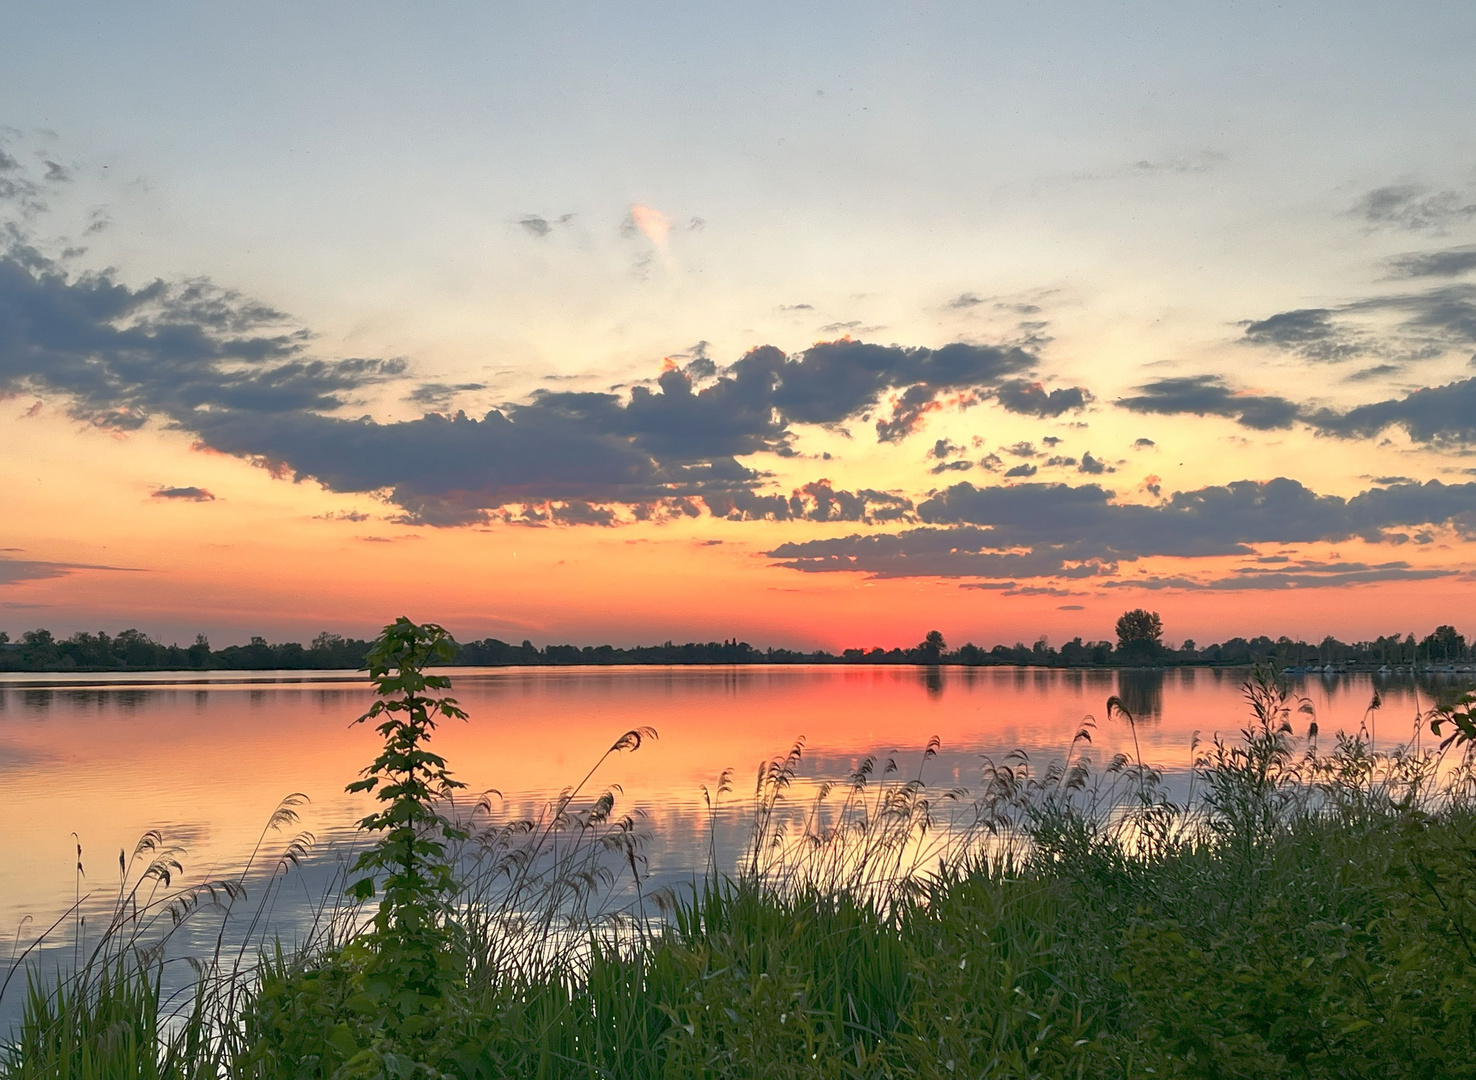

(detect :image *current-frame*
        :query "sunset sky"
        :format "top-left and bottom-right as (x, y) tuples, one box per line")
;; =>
(4, 1), (1476, 650)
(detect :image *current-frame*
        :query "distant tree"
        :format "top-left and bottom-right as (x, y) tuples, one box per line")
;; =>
(19, 629), (59, 670)
(1421, 625), (1466, 663)
(1220, 637), (1251, 665)
(1115, 609), (1163, 664)
(918, 630), (946, 663)
(187, 634), (211, 668)
(113, 628), (159, 667)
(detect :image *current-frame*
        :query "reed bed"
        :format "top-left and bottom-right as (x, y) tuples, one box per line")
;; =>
(5, 634), (1476, 1078)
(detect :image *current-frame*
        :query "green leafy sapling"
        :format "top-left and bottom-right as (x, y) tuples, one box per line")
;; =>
(1432, 692), (1476, 750)
(347, 617), (469, 1014)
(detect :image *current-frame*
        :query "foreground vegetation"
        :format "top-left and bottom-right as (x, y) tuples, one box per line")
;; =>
(5, 619), (1476, 1077)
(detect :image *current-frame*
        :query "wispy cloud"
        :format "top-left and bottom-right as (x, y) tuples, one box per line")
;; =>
(517, 212), (574, 237)
(0, 553), (143, 585)
(1385, 245), (1476, 279)
(1354, 184), (1476, 234)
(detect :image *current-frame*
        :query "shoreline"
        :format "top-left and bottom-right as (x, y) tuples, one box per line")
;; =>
(1, 660), (1471, 689)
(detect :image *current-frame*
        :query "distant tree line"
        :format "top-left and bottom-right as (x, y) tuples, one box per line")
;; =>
(0, 629), (373, 673)
(0, 611), (1469, 673)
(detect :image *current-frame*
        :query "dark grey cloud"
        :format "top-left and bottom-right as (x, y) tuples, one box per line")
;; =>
(1386, 245), (1476, 279)
(1355, 185), (1476, 234)
(1116, 375), (1302, 430)
(1240, 285), (1476, 367)
(314, 509), (372, 522)
(1107, 562), (1450, 592)
(1351, 285), (1476, 350)
(188, 403), (761, 527)
(518, 213), (573, 237)
(1078, 451), (1109, 474)
(947, 292), (986, 309)
(993, 379), (1090, 417)
(152, 486), (215, 501)
(1125, 298), (1476, 444)
(767, 477), (1476, 582)
(1310, 375), (1476, 445)
(1133, 437), (1155, 448)
(407, 382), (487, 409)
(0, 230), (1045, 525)
(817, 320), (863, 334)
(751, 338), (1035, 441)
(1004, 463), (1037, 478)
(960, 582), (1086, 597)
(1242, 308), (1364, 363)
(0, 554), (141, 585)
(0, 142), (46, 213)
(705, 481), (912, 524)
(548, 500), (618, 527)
(0, 245), (404, 428)
(1346, 363), (1404, 382)
(767, 525), (1105, 580)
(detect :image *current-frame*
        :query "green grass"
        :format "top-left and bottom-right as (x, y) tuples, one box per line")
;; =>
(7, 646), (1476, 1079)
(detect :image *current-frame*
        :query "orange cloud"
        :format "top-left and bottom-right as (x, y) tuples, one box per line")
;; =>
(629, 204), (671, 248)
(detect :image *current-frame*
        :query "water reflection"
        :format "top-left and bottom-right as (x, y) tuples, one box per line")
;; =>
(921, 665), (943, 696)
(0, 663), (1468, 944)
(1114, 670), (1166, 721)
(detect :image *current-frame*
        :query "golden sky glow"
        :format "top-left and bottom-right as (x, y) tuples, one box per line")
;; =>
(3, 4), (1476, 647)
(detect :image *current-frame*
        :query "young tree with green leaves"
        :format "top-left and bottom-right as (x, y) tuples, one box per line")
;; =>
(347, 617), (469, 1013)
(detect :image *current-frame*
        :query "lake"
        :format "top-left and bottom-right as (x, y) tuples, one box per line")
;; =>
(0, 662), (1451, 947)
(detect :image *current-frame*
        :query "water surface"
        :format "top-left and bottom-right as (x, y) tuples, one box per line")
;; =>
(0, 663), (1447, 940)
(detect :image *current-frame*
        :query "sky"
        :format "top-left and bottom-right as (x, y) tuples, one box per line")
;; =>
(3, 1), (1476, 650)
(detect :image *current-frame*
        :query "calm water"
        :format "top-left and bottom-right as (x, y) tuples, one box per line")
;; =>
(0, 663), (1450, 941)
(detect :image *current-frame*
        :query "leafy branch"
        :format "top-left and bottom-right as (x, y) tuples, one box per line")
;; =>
(346, 617), (468, 1008)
